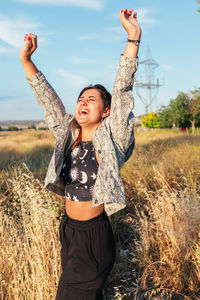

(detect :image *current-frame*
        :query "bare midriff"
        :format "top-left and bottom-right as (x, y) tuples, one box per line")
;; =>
(65, 198), (104, 220)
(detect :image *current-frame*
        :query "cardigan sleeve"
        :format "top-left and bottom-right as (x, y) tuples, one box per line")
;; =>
(109, 55), (138, 155)
(27, 71), (67, 137)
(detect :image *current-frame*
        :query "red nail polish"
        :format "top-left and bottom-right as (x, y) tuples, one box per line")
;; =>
(27, 36), (31, 41)
(121, 9), (123, 12)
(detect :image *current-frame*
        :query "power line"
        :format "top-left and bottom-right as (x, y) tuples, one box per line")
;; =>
(135, 47), (163, 114)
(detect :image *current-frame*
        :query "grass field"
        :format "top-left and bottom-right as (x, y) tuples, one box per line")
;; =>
(0, 129), (200, 299)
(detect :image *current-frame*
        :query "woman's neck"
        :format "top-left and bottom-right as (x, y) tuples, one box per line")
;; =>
(80, 123), (101, 141)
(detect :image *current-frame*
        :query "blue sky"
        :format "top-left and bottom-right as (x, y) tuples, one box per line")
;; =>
(0, 0), (200, 120)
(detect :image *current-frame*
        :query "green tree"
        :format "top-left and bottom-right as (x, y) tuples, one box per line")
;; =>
(169, 93), (191, 128)
(38, 127), (49, 130)
(157, 89), (200, 130)
(7, 126), (19, 131)
(157, 105), (173, 128)
(187, 88), (200, 133)
(28, 124), (36, 130)
(142, 112), (160, 128)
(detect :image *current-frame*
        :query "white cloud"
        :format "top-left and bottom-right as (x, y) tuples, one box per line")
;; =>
(14, 0), (104, 10)
(109, 26), (123, 35)
(137, 8), (156, 25)
(0, 14), (40, 48)
(0, 97), (43, 120)
(0, 46), (15, 54)
(95, 71), (115, 83)
(0, 14), (54, 52)
(77, 34), (98, 41)
(161, 64), (174, 71)
(58, 69), (90, 88)
(0, 96), (16, 102)
(110, 12), (119, 19)
(77, 32), (123, 42)
(104, 27), (125, 42)
(110, 8), (156, 26)
(68, 57), (94, 64)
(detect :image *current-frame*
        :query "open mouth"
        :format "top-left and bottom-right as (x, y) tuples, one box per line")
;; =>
(79, 109), (90, 116)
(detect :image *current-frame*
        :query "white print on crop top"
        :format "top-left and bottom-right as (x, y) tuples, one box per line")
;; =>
(60, 141), (99, 202)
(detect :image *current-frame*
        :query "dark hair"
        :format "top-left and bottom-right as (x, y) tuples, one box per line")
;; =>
(78, 84), (111, 108)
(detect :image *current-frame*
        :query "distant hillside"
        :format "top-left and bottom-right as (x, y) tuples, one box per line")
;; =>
(0, 120), (46, 129)
(0, 116), (143, 129)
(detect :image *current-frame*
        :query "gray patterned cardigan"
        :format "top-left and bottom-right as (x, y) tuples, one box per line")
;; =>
(27, 55), (138, 216)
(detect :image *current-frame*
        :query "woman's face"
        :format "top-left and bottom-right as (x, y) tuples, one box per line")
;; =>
(75, 89), (110, 128)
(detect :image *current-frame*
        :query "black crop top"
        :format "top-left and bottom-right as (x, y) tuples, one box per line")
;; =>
(60, 141), (99, 202)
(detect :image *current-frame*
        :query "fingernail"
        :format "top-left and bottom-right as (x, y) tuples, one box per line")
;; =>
(27, 36), (31, 41)
(121, 9), (123, 12)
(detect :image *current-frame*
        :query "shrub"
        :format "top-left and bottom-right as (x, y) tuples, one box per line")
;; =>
(38, 127), (49, 130)
(7, 126), (19, 131)
(27, 124), (36, 130)
(142, 112), (160, 128)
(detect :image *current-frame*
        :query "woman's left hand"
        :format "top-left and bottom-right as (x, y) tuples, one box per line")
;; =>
(119, 9), (141, 40)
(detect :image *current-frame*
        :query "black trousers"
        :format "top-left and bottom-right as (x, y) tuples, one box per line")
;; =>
(55, 210), (116, 300)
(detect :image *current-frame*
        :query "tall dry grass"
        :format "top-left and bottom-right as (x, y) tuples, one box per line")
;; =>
(134, 174), (200, 299)
(0, 129), (200, 299)
(0, 131), (54, 178)
(0, 163), (62, 300)
(117, 132), (200, 299)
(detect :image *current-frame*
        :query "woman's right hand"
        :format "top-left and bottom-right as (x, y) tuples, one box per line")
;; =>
(20, 33), (39, 78)
(20, 33), (37, 63)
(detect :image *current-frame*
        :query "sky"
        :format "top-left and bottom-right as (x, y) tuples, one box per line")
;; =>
(0, 0), (200, 120)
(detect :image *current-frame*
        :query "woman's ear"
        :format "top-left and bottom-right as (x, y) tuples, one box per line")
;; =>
(102, 107), (110, 119)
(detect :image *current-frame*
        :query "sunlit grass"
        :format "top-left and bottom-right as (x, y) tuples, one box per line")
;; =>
(0, 131), (54, 177)
(0, 129), (200, 299)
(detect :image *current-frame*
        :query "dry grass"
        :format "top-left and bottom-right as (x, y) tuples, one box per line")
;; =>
(0, 131), (54, 178)
(113, 131), (200, 299)
(1, 129), (200, 299)
(0, 163), (62, 300)
(134, 176), (200, 299)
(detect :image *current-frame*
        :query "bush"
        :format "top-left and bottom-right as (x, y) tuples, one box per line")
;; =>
(28, 124), (36, 130)
(7, 126), (19, 131)
(142, 112), (160, 128)
(38, 127), (49, 130)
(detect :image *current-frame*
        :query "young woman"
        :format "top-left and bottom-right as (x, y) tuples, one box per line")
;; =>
(20, 9), (141, 300)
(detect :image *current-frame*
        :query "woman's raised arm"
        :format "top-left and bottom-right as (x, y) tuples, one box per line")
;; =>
(20, 33), (39, 78)
(120, 9), (141, 58)
(109, 9), (141, 156)
(20, 33), (67, 137)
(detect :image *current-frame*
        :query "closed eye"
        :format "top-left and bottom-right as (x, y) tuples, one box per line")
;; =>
(77, 97), (96, 103)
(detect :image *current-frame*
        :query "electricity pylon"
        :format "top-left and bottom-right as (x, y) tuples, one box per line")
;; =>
(135, 47), (163, 114)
